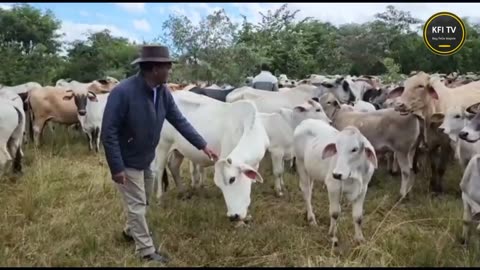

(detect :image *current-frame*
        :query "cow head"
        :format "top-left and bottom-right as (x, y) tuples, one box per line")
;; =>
(459, 102), (480, 143)
(322, 126), (377, 181)
(63, 89), (98, 116)
(290, 98), (331, 124)
(213, 157), (263, 222)
(432, 106), (475, 139)
(390, 72), (439, 119)
(317, 77), (356, 104)
(318, 93), (341, 120)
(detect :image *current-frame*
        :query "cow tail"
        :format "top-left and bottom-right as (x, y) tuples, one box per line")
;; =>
(11, 106), (24, 173)
(27, 96), (35, 142)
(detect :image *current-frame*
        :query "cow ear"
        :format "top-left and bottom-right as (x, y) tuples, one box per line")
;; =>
(427, 86), (439, 100)
(294, 105), (307, 112)
(466, 102), (480, 115)
(430, 113), (445, 123)
(387, 86), (404, 99)
(322, 143), (337, 159)
(239, 163), (263, 183)
(321, 82), (334, 88)
(365, 147), (378, 169)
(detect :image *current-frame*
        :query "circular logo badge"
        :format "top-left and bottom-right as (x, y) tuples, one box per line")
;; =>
(423, 12), (467, 56)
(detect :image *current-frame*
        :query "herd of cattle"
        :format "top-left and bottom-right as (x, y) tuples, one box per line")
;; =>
(1, 70), (480, 247)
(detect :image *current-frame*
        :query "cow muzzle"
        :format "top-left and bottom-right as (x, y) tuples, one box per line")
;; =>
(78, 110), (86, 116)
(228, 214), (252, 228)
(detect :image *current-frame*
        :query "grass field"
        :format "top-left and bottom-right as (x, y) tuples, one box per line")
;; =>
(1, 126), (480, 267)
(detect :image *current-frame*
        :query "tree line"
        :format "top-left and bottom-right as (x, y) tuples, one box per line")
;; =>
(1, 3), (479, 87)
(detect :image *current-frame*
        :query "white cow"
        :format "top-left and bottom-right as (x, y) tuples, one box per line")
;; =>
(226, 77), (356, 113)
(259, 99), (331, 197)
(341, 100), (377, 113)
(0, 82), (42, 96)
(294, 121), (377, 245)
(0, 92), (26, 174)
(153, 90), (270, 224)
(205, 84), (222, 90)
(459, 154), (480, 245)
(433, 106), (480, 169)
(79, 93), (109, 152)
(166, 99), (331, 198)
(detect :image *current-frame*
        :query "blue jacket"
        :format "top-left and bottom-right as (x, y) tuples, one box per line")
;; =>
(101, 73), (207, 176)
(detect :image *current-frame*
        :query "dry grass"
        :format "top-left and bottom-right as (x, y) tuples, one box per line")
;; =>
(1, 126), (480, 266)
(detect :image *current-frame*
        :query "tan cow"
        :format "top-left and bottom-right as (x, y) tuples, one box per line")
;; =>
(27, 85), (97, 146)
(387, 72), (478, 193)
(167, 83), (188, 91)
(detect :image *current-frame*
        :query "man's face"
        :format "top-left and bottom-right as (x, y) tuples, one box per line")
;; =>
(153, 62), (172, 84)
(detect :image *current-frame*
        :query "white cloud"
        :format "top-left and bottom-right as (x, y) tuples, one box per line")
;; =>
(0, 3), (12, 10)
(231, 3), (480, 26)
(58, 20), (139, 43)
(79, 10), (89, 17)
(114, 3), (145, 14)
(133, 19), (151, 32)
(166, 3), (225, 25)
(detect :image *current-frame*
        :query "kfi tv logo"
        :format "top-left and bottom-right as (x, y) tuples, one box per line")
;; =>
(423, 12), (467, 56)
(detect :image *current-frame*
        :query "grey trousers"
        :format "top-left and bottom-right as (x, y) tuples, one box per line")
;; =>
(116, 167), (155, 257)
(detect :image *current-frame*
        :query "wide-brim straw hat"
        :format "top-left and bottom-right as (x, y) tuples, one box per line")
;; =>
(131, 45), (178, 65)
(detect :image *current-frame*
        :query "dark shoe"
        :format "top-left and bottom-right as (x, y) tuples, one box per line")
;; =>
(122, 230), (153, 242)
(142, 251), (170, 264)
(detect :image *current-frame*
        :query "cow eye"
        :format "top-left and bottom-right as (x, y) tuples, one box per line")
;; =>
(229, 177), (236, 184)
(351, 147), (358, 153)
(454, 115), (461, 119)
(316, 109), (321, 112)
(418, 84), (425, 88)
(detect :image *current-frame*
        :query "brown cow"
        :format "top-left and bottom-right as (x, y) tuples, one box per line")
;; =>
(388, 72), (460, 194)
(27, 85), (97, 146)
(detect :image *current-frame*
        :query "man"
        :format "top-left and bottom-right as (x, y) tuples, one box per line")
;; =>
(101, 45), (218, 263)
(251, 63), (279, 91)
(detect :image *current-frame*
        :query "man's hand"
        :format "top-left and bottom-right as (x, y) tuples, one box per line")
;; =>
(202, 146), (219, 162)
(112, 171), (126, 185)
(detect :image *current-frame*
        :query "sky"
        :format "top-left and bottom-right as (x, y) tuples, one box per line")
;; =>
(1, 2), (480, 44)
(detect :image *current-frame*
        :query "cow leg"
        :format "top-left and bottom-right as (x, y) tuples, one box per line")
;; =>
(397, 152), (414, 199)
(352, 190), (367, 244)
(271, 150), (285, 197)
(32, 118), (47, 147)
(428, 146), (442, 194)
(191, 163), (205, 189)
(0, 144), (12, 174)
(7, 138), (22, 174)
(95, 129), (101, 153)
(461, 197), (472, 245)
(166, 150), (186, 192)
(297, 159), (316, 226)
(392, 153), (399, 175)
(153, 142), (173, 200)
(327, 184), (341, 247)
(433, 144), (451, 194)
(87, 131), (93, 151)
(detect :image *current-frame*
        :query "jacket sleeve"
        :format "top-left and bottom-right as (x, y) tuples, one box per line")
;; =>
(165, 90), (207, 150)
(101, 88), (127, 176)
